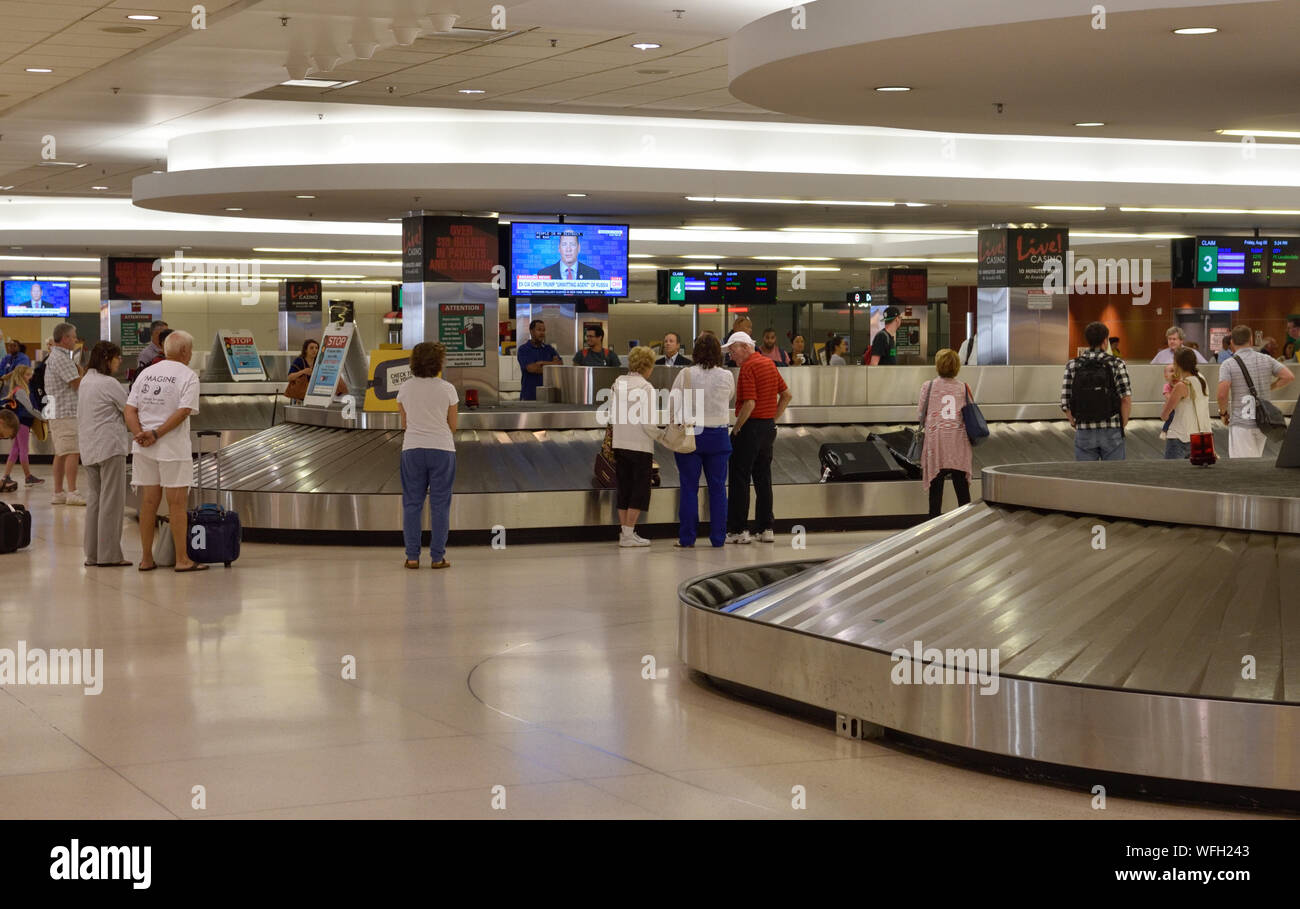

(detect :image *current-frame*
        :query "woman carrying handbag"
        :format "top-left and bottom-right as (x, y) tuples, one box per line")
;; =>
(1161, 347), (1216, 464)
(919, 349), (974, 518)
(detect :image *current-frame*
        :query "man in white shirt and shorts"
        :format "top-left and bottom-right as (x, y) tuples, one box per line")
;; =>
(1217, 323), (1294, 458)
(126, 329), (206, 572)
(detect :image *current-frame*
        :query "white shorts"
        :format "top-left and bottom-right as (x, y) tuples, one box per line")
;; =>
(1228, 423), (1267, 458)
(132, 454), (192, 488)
(50, 417), (79, 456)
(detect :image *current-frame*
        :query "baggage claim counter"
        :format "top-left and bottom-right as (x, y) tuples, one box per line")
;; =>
(189, 363), (1293, 541)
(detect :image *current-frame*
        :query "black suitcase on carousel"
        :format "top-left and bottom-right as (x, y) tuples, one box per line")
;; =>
(0, 502), (32, 553)
(818, 438), (908, 482)
(185, 431), (241, 567)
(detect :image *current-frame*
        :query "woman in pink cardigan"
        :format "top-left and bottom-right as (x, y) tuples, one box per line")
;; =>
(917, 348), (974, 518)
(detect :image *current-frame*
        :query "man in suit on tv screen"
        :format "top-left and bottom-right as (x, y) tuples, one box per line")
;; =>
(537, 230), (600, 282)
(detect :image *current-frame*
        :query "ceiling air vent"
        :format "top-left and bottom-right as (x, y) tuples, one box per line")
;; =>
(415, 26), (524, 45)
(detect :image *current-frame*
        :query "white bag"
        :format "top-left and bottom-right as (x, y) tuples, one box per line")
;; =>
(661, 368), (696, 454)
(152, 516), (176, 567)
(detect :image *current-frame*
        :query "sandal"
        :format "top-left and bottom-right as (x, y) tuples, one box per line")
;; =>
(100, 561), (133, 568)
(174, 563), (209, 573)
(138, 563), (157, 572)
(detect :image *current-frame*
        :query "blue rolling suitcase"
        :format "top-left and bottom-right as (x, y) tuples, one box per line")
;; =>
(186, 430), (241, 567)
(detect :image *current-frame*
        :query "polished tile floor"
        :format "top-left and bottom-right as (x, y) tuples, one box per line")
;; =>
(0, 476), (1259, 819)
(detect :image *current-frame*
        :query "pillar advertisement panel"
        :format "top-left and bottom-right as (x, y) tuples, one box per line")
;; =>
(975, 227), (1069, 364)
(279, 279), (322, 352)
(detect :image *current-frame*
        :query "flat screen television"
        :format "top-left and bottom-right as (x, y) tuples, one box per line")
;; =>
(723, 269), (778, 304)
(1194, 237), (1269, 287)
(510, 222), (628, 297)
(2, 280), (71, 317)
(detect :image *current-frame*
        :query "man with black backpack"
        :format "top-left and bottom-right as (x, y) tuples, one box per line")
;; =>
(1060, 321), (1132, 460)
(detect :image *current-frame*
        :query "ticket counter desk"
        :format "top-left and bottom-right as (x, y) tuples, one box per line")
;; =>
(152, 363), (1295, 540)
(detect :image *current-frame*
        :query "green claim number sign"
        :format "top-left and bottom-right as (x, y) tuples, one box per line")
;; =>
(1198, 245), (1218, 283)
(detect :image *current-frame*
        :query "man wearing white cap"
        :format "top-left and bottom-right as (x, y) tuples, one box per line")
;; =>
(723, 331), (791, 544)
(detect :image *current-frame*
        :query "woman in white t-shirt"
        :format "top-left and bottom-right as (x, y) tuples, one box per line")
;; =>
(668, 334), (735, 548)
(396, 342), (459, 569)
(1160, 347), (1213, 461)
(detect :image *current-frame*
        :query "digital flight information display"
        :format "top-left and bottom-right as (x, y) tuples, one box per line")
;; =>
(1268, 238), (1300, 287)
(1195, 237), (1269, 287)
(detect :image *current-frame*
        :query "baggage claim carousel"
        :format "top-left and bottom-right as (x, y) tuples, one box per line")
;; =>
(187, 362), (1300, 800)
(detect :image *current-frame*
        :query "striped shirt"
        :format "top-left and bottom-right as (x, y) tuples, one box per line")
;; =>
(737, 353), (788, 419)
(1219, 348), (1284, 422)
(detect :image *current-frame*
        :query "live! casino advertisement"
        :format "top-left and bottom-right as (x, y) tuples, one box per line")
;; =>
(978, 228), (1069, 287)
(402, 215), (498, 284)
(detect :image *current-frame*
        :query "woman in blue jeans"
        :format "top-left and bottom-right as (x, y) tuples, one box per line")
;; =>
(396, 342), (458, 569)
(669, 334), (735, 547)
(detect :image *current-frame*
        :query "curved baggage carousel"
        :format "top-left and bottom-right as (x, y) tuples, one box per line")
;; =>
(678, 459), (1300, 799)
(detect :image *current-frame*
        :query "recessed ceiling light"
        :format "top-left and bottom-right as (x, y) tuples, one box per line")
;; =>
(25, 67), (52, 73)
(91, 186), (108, 190)
(631, 42), (661, 50)
(1217, 129), (1300, 139)
(126, 14), (160, 20)
(295, 194), (316, 199)
(875, 86), (911, 92)
(1074, 121), (1105, 127)
(566, 193), (587, 197)
(458, 89), (485, 94)
(280, 78), (348, 88)
(224, 207), (244, 212)
(1173, 27), (1217, 35)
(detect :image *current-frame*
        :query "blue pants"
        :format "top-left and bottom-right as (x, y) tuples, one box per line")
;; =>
(1164, 438), (1190, 460)
(400, 448), (456, 561)
(1074, 426), (1125, 461)
(674, 426), (731, 547)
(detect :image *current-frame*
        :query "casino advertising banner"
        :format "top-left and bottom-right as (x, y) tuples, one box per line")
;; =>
(438, 302), (486, 368)
(978, 228), (1068, 287)
(403, 215), (498, 284)
(364, 348), (413, 412)
(279, 280), (322, 312)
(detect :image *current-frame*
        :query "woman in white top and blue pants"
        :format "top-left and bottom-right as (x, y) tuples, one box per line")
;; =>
(669, 334), (735, 548)
(397, 342), (459, 569)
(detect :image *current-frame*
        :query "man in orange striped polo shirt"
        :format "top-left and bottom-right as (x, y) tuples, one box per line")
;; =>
(723, 331), (792, 544)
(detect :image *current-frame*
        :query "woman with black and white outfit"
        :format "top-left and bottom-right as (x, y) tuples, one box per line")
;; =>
(612, 345), (664, 547)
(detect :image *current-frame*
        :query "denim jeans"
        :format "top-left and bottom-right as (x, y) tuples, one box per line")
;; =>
(400, 448), (456, 561)
(1164, 438), (1190, 460)
(1074, 426), (1125, 461)
(675, 426), (731, 547)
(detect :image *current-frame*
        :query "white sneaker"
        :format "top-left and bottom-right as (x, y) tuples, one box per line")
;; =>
(631, 533), (652, 547)
(620, 535), (650, 548)
(759, 529), (776, 543)
(726, 531), (752, 544)
(65, 492), (86, 507)
(51, 492), (66, 505)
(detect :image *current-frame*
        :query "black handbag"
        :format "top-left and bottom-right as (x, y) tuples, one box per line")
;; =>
(1232, 354), (1287, 440)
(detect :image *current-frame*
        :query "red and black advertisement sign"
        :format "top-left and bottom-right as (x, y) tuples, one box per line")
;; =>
(103, 256), (162, 301)
(869, 268), (927, 305)
(279, 279), (322, 313)
(978, 227), (1069, 287)
(402, 215), (498, 284)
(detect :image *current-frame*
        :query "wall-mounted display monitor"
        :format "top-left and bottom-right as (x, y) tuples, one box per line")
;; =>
(1195, 237), (1269, 287)
(846, 290), (872, 305)
(656, 269), (778, 304)
(510, 222), (628, 297)
(2, 280), (71, 317)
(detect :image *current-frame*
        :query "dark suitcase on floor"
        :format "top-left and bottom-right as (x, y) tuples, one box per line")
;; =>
(186, 431), (241, 567)
(0, 502), (32, 553)
(871, 430), (923, 480)
(819, 439), (908, 482)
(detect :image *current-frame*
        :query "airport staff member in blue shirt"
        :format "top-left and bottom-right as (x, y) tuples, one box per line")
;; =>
(517, 319), (561, 401)
(1, 339), (32, 386)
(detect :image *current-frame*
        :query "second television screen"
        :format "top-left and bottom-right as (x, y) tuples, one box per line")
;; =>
(511, 223), (628, 297)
